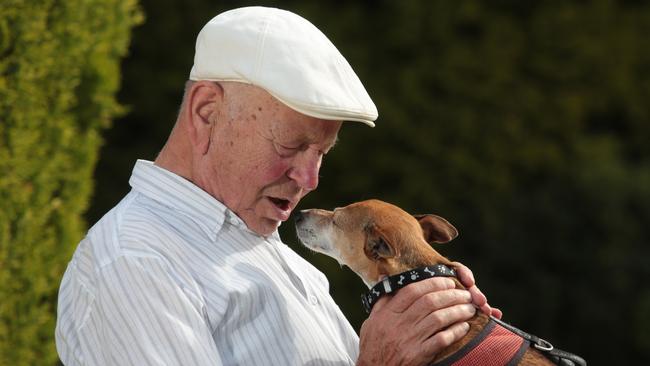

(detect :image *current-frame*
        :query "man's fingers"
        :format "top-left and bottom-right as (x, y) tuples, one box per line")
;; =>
(453, 262), (502, 319)
(417, 303), (476, 338)
(468, 285), (486, 307)
(409, 289), (472, 323)
(360, 274), (482, 366)
(452, 262), (475, 288)
(378, 277), (457, 314)
(422, 321), (471, 359)
(361, 264), (501, 366)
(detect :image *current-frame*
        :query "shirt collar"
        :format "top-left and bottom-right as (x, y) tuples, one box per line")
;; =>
(129, 159), (228, 241)
(223, 208), (283, 241)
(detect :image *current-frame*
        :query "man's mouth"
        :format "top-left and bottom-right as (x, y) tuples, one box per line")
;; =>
(269, 197), (291, 211)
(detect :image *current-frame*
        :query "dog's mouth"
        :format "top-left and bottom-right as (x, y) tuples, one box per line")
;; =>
(269, 197), (291, 211)
(296, 227), (330, 253)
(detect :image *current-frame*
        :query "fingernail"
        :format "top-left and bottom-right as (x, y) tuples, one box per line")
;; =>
(461, 291), (472, 304)
(482, 305), (492, 315)
(462, 322), (470, 333)
(445, 278), (456, 288)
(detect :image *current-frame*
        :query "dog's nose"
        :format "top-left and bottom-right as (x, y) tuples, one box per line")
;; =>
(294, 211), (305, 225)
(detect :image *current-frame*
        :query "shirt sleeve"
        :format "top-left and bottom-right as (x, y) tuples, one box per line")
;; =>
(82, 255), (223, 366)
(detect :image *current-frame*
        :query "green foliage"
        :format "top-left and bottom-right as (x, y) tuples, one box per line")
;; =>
(87, 0), (650, 364)
(0, 1), (142, 364)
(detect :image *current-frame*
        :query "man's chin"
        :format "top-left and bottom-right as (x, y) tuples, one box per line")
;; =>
(247, 217), (283, 237)
(241, 201), (296, 236)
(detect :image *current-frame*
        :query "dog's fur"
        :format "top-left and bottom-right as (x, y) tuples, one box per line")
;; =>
(295, 199), (552, 365)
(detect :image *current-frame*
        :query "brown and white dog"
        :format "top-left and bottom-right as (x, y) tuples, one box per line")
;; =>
(295, 199), (581, 366)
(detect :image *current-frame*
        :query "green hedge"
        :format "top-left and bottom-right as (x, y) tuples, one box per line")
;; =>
(0, 1), (141, 364)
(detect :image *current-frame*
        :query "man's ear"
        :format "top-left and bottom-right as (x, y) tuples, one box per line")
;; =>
(364, 223), (397, 260)
(413, 214), (458, 244)
(186, 81), (224, 155)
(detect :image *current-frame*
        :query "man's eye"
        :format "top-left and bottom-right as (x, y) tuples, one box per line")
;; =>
(276, 143), (300, 156)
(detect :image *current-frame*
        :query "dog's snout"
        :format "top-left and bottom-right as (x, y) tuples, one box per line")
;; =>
(294, 211), (306, 225)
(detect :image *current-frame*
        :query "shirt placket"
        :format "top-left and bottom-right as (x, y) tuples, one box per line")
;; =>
(264, 236), (321, 306)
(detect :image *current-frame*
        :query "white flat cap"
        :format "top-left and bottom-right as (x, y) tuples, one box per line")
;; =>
(190, 6), (377, 127)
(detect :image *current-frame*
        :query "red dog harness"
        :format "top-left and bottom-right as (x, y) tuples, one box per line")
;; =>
(430, 317), (529, 366)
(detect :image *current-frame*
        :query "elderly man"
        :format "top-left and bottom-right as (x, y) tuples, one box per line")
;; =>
(56, 6), (498, 366)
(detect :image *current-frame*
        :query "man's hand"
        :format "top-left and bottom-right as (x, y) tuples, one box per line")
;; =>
(356, 263), (500, 366)
(453, 262), (502, 319)
(357, 277), (475, 366)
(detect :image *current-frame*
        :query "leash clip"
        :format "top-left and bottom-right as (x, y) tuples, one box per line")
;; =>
(533, 338), (554, 352)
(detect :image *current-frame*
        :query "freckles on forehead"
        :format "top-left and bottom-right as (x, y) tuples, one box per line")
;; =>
(237, 90), (340, 152)
(224, 82), (278, 123)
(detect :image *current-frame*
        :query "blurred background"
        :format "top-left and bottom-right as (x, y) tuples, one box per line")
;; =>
(2, 0), (649, 364)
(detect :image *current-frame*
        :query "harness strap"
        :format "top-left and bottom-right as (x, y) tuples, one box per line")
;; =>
(490, 317), (587, 366)
(431, 318), (528, 366)
(544, 348), (588, 366)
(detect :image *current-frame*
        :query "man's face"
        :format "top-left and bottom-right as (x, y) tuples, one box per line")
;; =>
(196, 84), (341, 236)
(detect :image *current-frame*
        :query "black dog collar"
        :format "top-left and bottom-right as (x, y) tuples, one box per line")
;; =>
(361, 264), (457, 314)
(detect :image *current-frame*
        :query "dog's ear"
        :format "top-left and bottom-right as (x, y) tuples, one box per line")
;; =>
(413, 214), (458, 244)
(364, 223), (396, 260)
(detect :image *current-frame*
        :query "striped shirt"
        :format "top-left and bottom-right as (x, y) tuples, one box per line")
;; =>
(55, 160), (359, 365)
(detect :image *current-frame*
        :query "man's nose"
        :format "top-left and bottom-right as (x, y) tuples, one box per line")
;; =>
(287, 150), (321, 191)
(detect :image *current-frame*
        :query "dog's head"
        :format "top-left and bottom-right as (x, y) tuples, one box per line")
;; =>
(295, 199), (458, 287)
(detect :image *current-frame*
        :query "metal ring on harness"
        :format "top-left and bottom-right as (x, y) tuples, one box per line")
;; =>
(534, 338), (554, 352)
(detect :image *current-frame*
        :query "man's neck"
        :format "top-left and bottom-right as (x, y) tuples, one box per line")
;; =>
(154, 122), (194, 182)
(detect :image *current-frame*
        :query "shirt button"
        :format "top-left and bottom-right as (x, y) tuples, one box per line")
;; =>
(308, 295), (318, 305)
